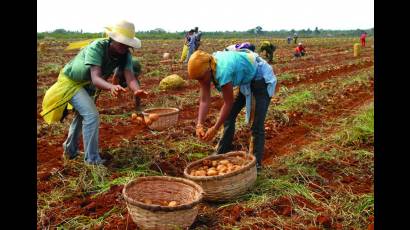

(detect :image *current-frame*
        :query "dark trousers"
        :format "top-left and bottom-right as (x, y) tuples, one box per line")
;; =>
(216, 79), (271, 166)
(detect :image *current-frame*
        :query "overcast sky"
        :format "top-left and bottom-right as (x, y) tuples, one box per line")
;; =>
(37, 0), (374, 33)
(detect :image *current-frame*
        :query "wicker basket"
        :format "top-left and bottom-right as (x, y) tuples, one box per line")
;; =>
(123, 176), (204, 230)
(184, 151), (257, 202)
(142, 107), (179, 131)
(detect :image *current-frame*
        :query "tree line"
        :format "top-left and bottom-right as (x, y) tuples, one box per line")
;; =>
(37, 27), (373, 40)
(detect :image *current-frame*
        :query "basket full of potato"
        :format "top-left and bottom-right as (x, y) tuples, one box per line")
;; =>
(184, 151), (257, 202)
(122, 176), (204, 230)
(142, 107), (179, 131)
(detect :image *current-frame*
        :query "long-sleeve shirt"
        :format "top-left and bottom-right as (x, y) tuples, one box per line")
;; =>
(211, 51), (277, 124)
(240, 53), (277, 123)
(185, 32), (203, 62)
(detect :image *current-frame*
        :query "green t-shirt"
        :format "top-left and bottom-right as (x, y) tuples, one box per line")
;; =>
(62, 38), (134, 82)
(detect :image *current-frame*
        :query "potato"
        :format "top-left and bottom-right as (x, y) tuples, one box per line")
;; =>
(136, 117), (144, 124)
(163, 53), (170, 59)
(207, 169), (218, 176)
(233, 165), (242, 171)
(195, 170), (206, 176)
(227, 163), (234, 168)
(226, 165), (234, 172)
(219, 160), (230, 165)
(168, 201), (177, 207)
(161, 200), (169, 206)
(190, 170), (196, 176)
(212, 160), (218, 167)
(131, 113), (138, 120)
(149, 113), (160, 122)
(217, 164), (227, 172)
(144, 117), (153, 125)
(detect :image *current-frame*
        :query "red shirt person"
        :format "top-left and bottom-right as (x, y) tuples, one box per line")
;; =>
(294, 43), (306, 58)
(360, 32), (367, 47)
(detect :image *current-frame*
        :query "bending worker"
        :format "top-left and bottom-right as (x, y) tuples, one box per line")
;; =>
(188, 50), (277, 170)
(40, 20), (148, 165)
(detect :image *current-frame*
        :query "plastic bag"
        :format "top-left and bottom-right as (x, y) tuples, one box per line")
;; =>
(159, 74), (187, 90)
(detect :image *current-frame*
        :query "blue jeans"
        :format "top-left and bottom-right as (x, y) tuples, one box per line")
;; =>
(216, 79), (271, 166)
(62, 87), (103, 164)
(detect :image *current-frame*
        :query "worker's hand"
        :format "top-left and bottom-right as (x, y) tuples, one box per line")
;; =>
(203, 125), (218, 142)
(110, 84), (127, 97)
(134, 89), (148, 98)
(195, 124), (205, 139)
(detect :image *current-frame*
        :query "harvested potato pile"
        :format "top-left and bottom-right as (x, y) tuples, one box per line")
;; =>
(144, 113), (160, 125)
(131, 113), (146, 125)
(190, 157), (246, 177)
(139, 199), (179, 207)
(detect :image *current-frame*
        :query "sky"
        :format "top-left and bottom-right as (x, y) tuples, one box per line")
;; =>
(37, 0), (374, 33)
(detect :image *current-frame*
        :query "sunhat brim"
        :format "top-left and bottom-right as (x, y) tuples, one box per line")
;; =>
(106, 31), (141, 49)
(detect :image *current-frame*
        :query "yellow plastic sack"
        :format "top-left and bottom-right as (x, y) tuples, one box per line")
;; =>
(159, 74), (186, 90)
(40, 71), (89, 124)
(65, 39), (97, 51)
(180, 44), (189, 62)
(354, 43), (361, 57)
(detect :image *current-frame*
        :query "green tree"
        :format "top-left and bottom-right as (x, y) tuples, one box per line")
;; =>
(53, 29), (68, 34)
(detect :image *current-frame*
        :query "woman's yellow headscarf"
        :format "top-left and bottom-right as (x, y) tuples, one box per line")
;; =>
(187, 50), (216, 80)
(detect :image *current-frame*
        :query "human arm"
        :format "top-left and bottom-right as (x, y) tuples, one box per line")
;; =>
(196, 77), (211, 138)
(90, 65), (126, 96)
(203, 82), (234, 141)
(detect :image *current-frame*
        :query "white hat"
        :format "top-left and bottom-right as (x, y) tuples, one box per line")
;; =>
(298, 42), (302, 46)
(105, 20), (141, 49)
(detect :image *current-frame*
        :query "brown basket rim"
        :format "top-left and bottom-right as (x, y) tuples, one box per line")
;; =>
(183, 151), (256, 181)
(122, 176), (204, 212)
(142, 107), (180, 117)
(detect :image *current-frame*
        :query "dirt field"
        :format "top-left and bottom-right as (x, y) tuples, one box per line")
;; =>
(37, 37), (374, 229)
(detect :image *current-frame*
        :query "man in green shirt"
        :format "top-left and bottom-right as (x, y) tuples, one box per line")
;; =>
(41, 20), (147, 165)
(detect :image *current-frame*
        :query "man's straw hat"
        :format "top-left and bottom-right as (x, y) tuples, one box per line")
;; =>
(105, 20), (141, 48)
